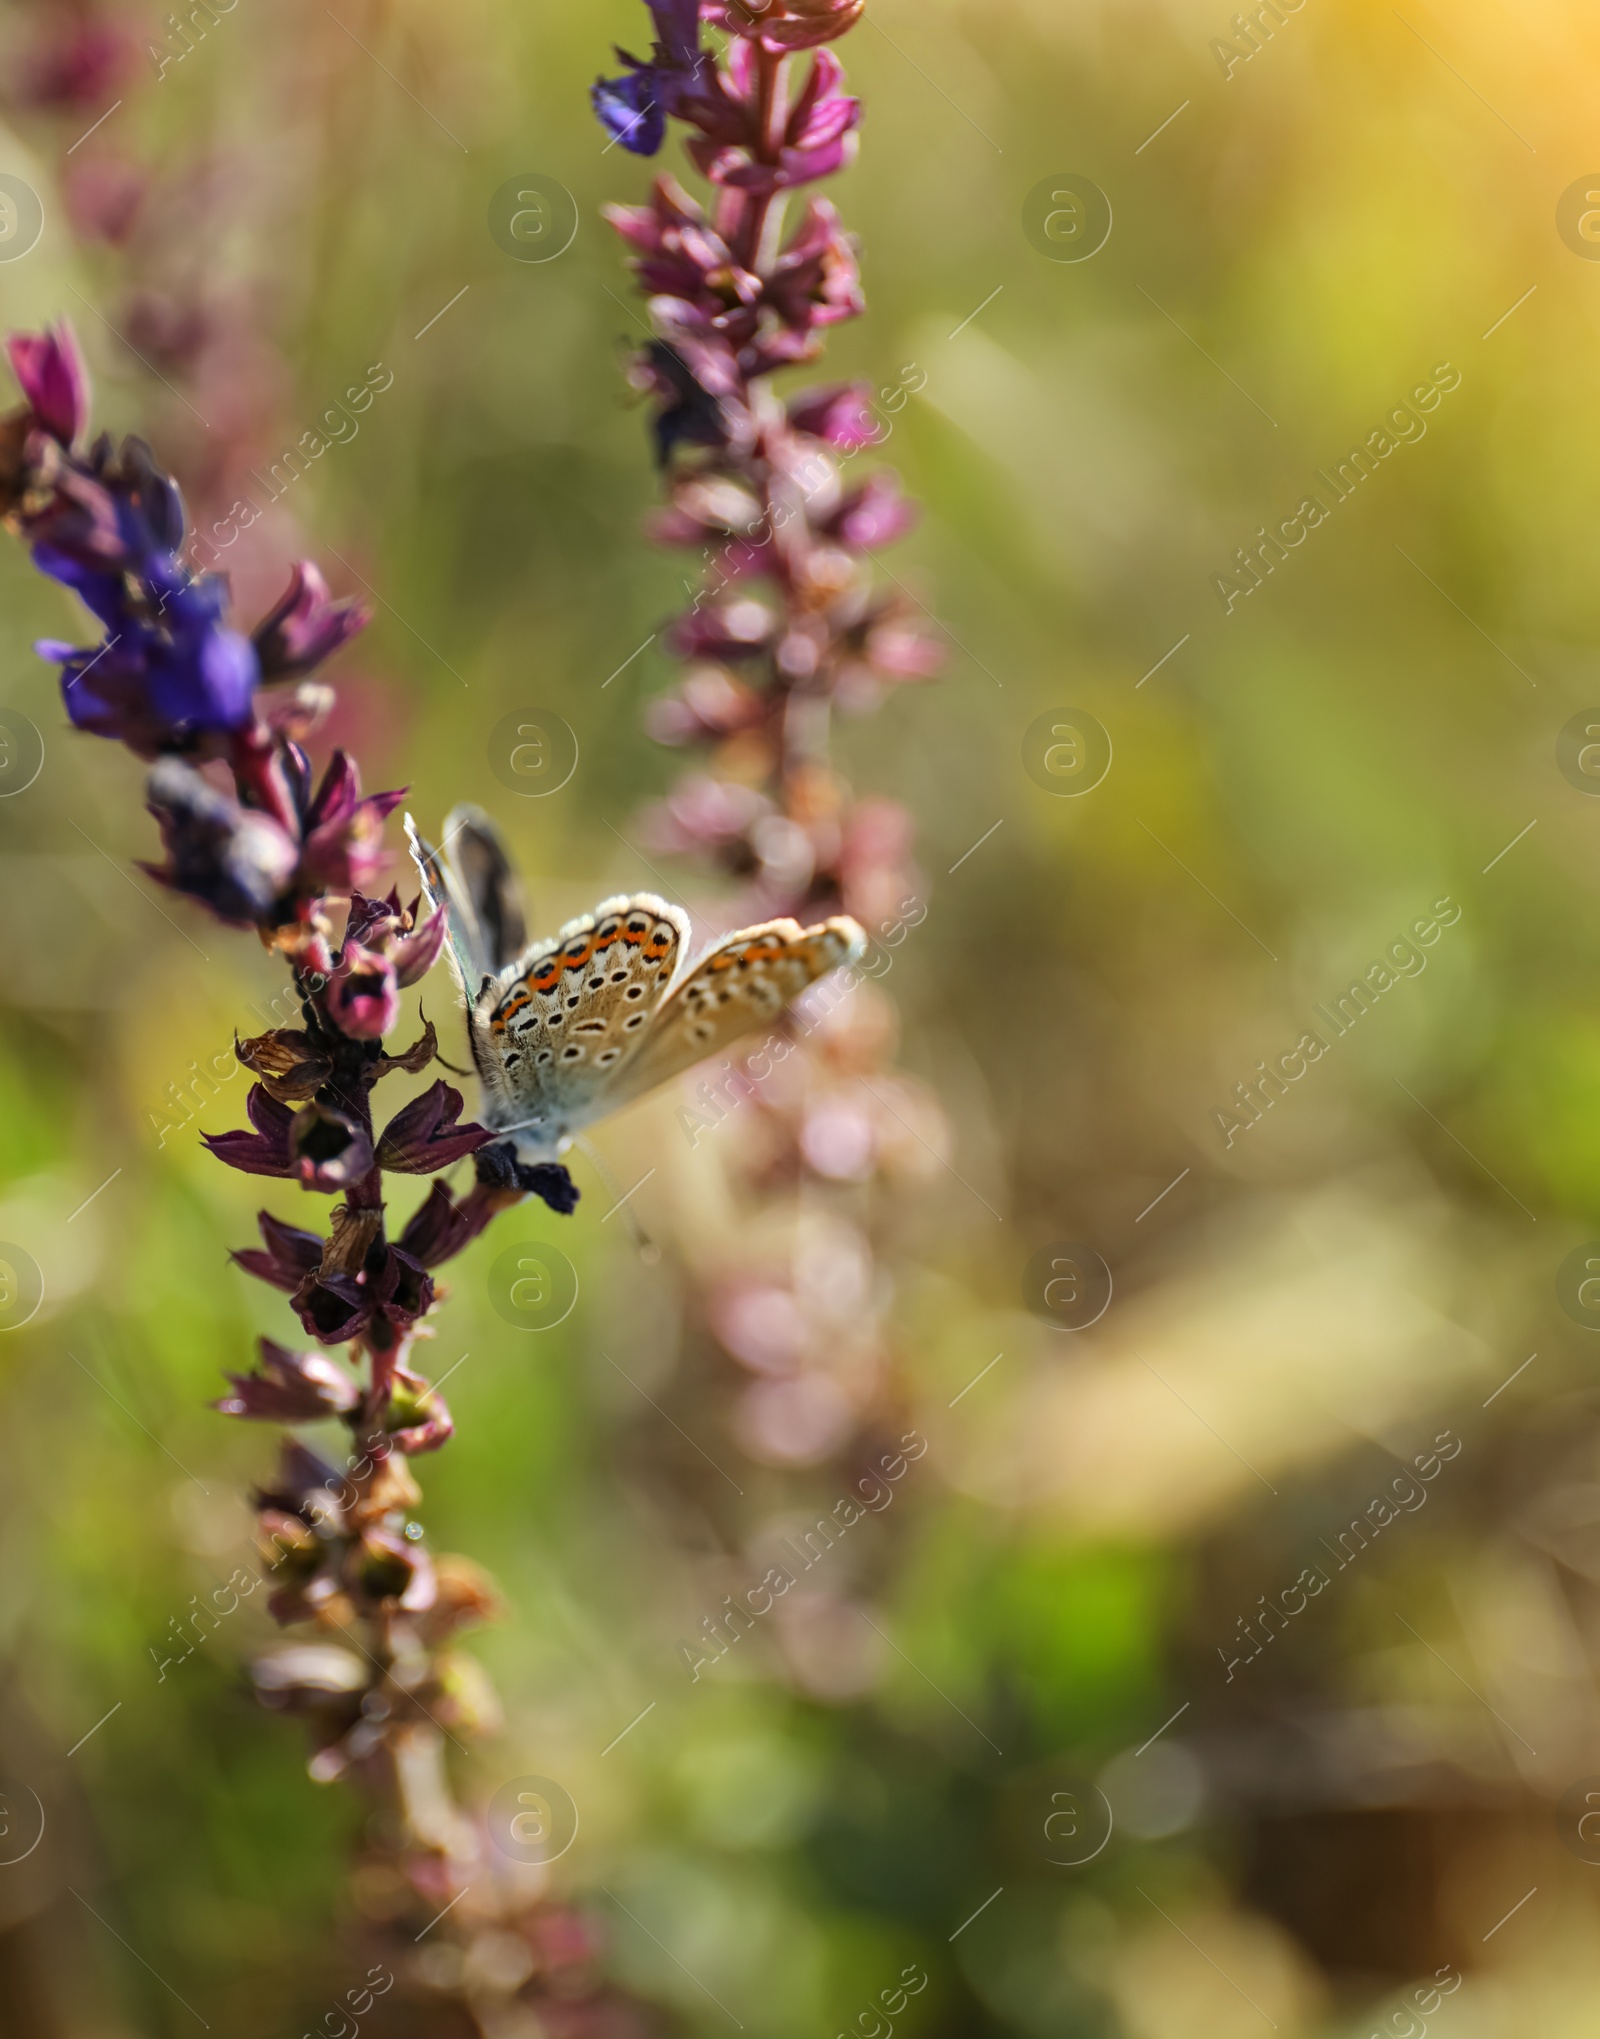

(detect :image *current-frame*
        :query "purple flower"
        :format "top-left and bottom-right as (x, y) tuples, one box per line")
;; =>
(688, 43), (860, 193)
(233, 1210), (326, 1293)
(827, 472), (917, 551)
(203, 1086), (299, 1177)
(6, 325), (88, 446)
(203, 1087), (376, 1193)
(43, 557), (261, 752)
(253, 563), (369, 683)
(24, 427), (262, 751)
(4, 329), (368, 757)
(293, 1243), (435, 1347)
(342, 890), (447, 988)
(788, 382), (880, 449)
(216, 1339), (361, 1423)
(592, 0), (708, 155)
(375, 1082), (494, 1175)
(397, 1178), (503, 1267)
(296, 752), (405, 896)
(325, 942), (400, 1041)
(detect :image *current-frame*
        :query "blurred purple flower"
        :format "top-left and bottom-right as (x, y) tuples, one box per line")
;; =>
(592, 0), (709, 154)
(788, 381), (879, 449)
(253, 562), (369, 683)
(827, 472), (917, 550)
(43, 559), (260, 751)
(16, 19), (132, 110)
(295, 751), (405, 896)
(3, 328), (368, 759)
(6, 325), (88, 446)
(143, 758), (299, 924)
(217, 1339), (361, 1423)
(688, 43), (859, 194)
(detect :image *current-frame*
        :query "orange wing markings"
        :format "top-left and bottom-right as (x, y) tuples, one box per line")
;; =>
(488, 904), (682, 1036)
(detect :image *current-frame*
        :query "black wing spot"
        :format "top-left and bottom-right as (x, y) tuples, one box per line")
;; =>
(561, 1045), (583, 1061)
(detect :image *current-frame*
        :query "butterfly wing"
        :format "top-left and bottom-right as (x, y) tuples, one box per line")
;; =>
(600, 913), (865, 1109)
(406, 811), (495, 999)
(477, 893), (690, 1151)
(440, 805), (526, 974)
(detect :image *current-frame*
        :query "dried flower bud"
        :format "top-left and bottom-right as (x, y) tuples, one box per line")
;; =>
(234, 1028), (334, 1104)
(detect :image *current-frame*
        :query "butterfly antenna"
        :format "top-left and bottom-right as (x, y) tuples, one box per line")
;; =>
(574, 1135), (661, 1265)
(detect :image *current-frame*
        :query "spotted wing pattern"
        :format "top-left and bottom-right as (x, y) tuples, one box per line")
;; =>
(471, 894), (689, 1149)
(604, 914), (866, 1108)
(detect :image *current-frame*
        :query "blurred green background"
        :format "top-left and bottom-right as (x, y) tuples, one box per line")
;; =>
(3, 0), (1600, 2031)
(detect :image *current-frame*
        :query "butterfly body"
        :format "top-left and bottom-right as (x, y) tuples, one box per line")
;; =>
(407, 809), (863, 1168)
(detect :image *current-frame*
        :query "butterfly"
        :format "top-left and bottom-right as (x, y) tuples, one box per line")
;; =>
(405, 806), (865, 1197)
